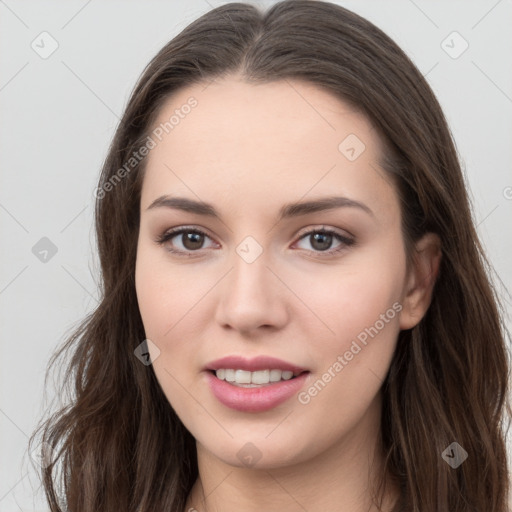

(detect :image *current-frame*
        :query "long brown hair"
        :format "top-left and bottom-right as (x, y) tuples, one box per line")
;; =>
(29, 1), (511, 510)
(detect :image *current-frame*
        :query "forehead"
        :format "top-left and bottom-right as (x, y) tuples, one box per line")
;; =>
(149, 77), (376, 159)
(141, 77), (398, 223)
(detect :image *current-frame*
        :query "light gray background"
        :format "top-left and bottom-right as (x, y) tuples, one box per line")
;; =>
(1, 1), (511, 510)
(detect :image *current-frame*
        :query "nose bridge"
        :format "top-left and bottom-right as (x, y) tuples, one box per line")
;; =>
(229, 234), (274, 305)
(231, 239), (269, 295)
(214, 233), (288, 332)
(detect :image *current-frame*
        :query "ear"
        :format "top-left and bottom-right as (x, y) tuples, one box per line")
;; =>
(399, 232), (442, 331)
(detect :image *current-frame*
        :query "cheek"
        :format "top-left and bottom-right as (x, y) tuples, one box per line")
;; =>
(295, 246), (405, 407)
(135, 241), (209, 338)
(135, 245), (198, 369)
(294, 241), (405, 424)
(304, 246), (405, 350)
(135, 249), (205, 416)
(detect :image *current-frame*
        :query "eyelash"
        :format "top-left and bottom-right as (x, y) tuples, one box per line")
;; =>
(155, 225), (355, 258)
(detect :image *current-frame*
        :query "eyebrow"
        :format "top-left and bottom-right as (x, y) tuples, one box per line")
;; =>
(146, 195), (374, 220)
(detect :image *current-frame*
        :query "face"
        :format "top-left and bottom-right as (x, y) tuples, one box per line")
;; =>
(135, 76), (411, 470)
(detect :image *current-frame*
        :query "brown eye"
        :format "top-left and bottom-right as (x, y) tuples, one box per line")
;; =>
(180, 231), (205, 250)
(294, 228), (355, 257)
(156, 227), (216, 255)
(309, 232), (334, 251)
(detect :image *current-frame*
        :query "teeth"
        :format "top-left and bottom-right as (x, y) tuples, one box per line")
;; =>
(235, 370), (252, 384)
(215, 368), (297, 385)
(270, 369), (282, 382)
(252, 370), (269, 384)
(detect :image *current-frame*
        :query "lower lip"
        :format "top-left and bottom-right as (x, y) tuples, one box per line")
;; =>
(205, 371), (310, 412)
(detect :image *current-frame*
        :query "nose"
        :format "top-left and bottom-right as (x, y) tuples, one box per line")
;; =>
(214, 247), (289, 335)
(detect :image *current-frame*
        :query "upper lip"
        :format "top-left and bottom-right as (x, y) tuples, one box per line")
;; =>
(205, 355), (308, 374)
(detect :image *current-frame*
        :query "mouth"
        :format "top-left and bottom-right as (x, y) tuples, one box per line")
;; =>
(204, 355), (311, 412)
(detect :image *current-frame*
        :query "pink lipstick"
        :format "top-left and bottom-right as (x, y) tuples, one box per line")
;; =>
(204, 355), (310, 413)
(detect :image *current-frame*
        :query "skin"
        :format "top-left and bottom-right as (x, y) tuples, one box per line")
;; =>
(135, 76), (441, 512)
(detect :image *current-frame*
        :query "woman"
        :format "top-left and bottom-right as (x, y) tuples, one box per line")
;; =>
(30, 1), (511, 511)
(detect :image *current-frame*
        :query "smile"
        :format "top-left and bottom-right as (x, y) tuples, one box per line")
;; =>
(205, 370), (310, 412)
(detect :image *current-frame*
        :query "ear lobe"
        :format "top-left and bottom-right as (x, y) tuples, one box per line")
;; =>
(399, 232), (442, 331)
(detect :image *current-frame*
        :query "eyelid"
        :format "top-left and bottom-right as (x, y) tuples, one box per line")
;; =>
(294, 224), (354, 241)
